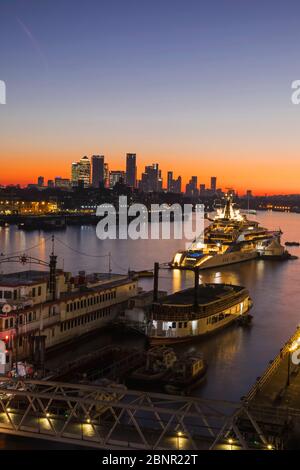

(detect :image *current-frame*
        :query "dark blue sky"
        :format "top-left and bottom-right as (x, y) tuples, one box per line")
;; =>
(1, 0), (300, 192)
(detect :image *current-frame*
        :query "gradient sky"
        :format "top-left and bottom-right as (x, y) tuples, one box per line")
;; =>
(1, 0), (300, 194)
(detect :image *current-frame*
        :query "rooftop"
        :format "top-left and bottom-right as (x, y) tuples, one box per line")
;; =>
(0, 270), (49, 287)
(0, 269), (129, 289)
(157, 283), (245, 306)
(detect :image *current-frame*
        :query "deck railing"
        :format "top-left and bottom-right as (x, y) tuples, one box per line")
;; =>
(245, 327), (300, 402)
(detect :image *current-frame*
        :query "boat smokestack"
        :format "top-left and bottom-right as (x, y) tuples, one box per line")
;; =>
(194, 267), (199, 309)
(49, 253), (57, 301)
(153, 262), (159, 302)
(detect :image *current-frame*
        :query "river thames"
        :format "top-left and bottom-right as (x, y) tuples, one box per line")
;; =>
(0, 211), (300, 448)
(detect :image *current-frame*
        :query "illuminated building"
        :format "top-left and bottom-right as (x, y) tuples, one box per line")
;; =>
(71, 156), (91, 188)
(109, 170), (126, 188)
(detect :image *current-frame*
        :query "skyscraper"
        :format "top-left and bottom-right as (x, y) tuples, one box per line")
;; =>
(185, 176), (199, 198)
(37, 176), (44, 187)
(71, 162), (79, 186)
(126, 153), (137, 188)
(211, 176), (217, 193)
(167, 171), (181, 193)
(109, 170), (126, 188)
(71, 156), (91, 187)
(200, 183), (206, 195)
(91, 155), (105, 188)
(104, 163), (109, 188)
(167, 171), (173, 192)
(139, 163), (162, 192)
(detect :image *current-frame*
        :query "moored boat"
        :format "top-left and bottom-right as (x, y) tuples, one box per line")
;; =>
(258, 237), (298, 260)
(126, 346), (177, 390)
(163, 353), (207, 395)
(171, 191), (280, 270)
(126, 346), (208, 395)
(147, 282), (252, 344)
(285, 241), (300, 247)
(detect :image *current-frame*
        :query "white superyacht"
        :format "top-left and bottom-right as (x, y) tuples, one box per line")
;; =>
(171, 193), (281, 270)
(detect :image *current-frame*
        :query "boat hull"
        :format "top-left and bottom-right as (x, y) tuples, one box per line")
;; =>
(172, 250), (258, 270)
(148, 313), (251, 345)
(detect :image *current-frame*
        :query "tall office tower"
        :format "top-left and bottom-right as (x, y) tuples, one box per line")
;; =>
(109, 170), (126, 188)
(173, 176), (182, 194)
(104, 163), (109, 188)
(71, 162), (79, 186)
(139, 163), (161, 192)
(185, 176), (199, 198)
(167, 171), (173, 192)
(71, 156), (91, 187)
(200, 183), (206, 195)
(126, 153), (137, 188)
(191, 176), (198, 188)
(167, 172), (182, 193)
(158, 169), (163, 192)
(91, 155), (105, 188)
(37, 176), (44, 187)
(78, 156), (91, 187)
(47, 179), (54, 188)
(211, 176), (217, 193)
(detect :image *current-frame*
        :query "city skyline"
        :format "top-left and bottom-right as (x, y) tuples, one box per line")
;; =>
(1, 0), (300, 194)
(0, 150), (298, 196)
(1, 151), (235, 196)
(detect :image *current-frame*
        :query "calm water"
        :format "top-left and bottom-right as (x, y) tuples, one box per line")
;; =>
(0, 211), (300, 417)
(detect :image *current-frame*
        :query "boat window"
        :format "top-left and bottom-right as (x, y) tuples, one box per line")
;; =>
(172, 322), (176, 328)
(179, 322), (182, 328)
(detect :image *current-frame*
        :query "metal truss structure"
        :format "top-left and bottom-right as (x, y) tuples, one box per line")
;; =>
(0, 377), (280, 450)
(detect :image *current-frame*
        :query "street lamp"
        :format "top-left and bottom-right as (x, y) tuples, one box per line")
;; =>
(287, 342), (298, 387)
(177, 431), (183, 450)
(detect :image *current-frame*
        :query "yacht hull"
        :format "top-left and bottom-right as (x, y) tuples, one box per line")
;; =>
(172, 250), (258, 270)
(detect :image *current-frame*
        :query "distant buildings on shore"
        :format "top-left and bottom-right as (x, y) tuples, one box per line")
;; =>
(22, 153), (232, 197)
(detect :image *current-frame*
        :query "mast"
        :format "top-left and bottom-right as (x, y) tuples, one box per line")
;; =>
(224, 193), (233, 219)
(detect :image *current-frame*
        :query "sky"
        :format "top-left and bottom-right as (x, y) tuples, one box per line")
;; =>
(0, 0), (300, 194)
